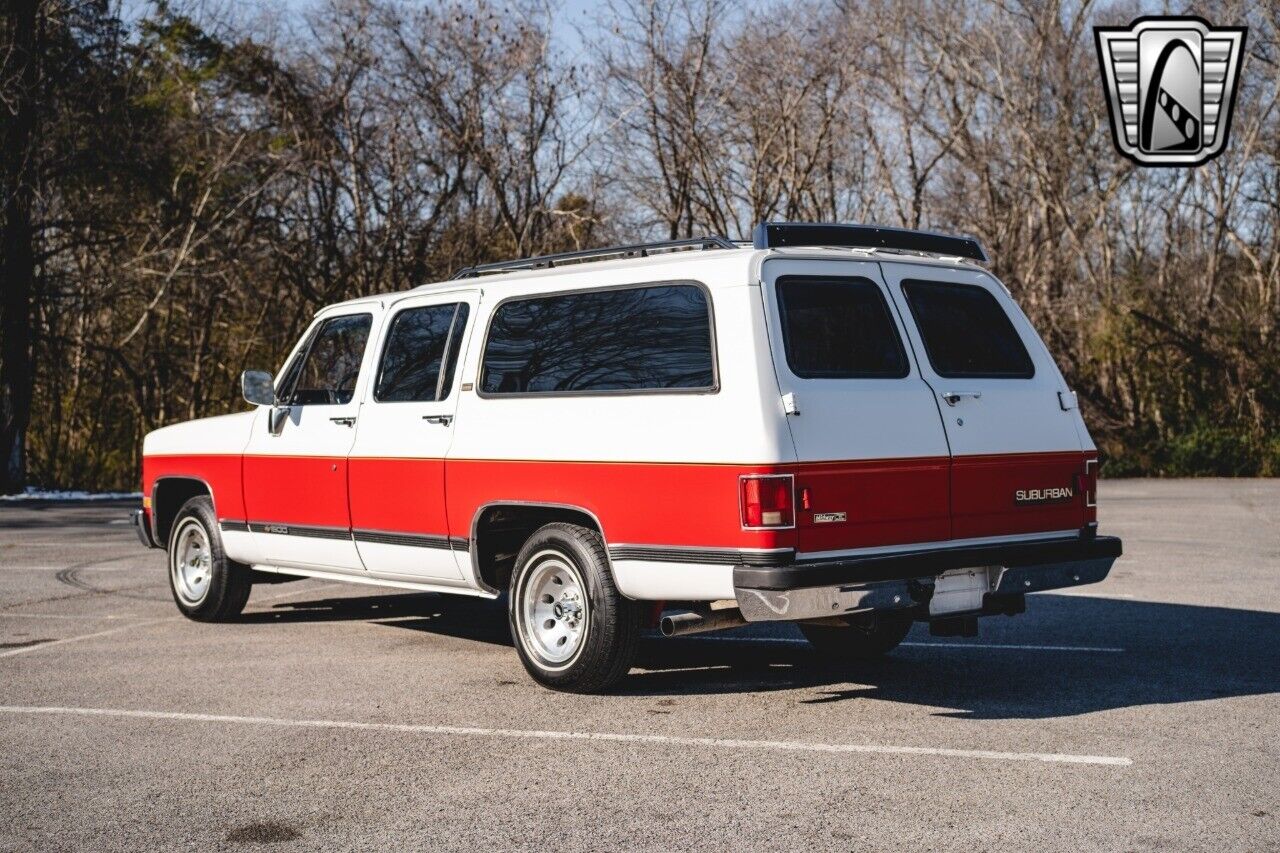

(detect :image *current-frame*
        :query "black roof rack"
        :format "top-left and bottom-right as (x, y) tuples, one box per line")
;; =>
(752, 221), (987, 262)
(446, 223), (985, 280)
(451, 236), (737, 279)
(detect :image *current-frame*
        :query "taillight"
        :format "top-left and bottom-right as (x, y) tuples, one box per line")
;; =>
(741, 475), (794, 528)
(1083, 458), (1098, 507)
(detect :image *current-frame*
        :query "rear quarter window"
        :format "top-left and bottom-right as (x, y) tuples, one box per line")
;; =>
(775, 276), (909, 378)
(375, 302), (470, 402)
(901, 280), (1035, 379)
(480, 283), (715, 395)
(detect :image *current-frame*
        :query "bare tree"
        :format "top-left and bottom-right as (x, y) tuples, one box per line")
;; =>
(6, 0), (1279, 489)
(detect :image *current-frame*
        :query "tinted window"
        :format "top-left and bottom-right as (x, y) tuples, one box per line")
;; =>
(776, 276), (908, 378)
(375, 303), (469, 402)
(902, 280), (1034, 378)
(481, 284), (714, 394)
(275, 327), (315, 401)
(442, 307), (468, 397)
(286, 314), (372, 405)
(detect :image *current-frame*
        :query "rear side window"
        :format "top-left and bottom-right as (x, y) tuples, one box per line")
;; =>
(375, 303), (470, 402)
(480, 283), (715, 395)
(902, 280), (1034, 379)
(776, 276), (909, 378)
(285, 313), (372, 405)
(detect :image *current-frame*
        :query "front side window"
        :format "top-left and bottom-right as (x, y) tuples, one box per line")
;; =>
(275, 327), (316, 402)
(901, 280), (1034, 379)
(375, 303), (470, 402)
(775, 276), (909, 378)
(480, 283), (715, 395)
(284, 313), (373, 405)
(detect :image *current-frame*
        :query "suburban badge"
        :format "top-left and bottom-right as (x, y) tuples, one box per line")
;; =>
(1014, 487), (1075, 506)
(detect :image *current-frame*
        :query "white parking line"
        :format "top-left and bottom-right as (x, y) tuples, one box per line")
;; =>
(0, 565), (133, 571)
(0, 705), (1133, 766)
(681, 636), (1125, 653)
(0, 583), (341, 660)
(902, 641), (1125, 652)
(0, 618), (172, 659)
(0, 612), (135, 620)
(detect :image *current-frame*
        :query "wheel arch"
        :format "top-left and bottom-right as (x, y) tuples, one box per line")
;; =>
(468, 501), (611, 594)
(152, 476), (215, 547)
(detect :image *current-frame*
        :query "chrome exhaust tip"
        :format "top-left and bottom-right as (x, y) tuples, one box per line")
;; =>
(660, 609), (748, 637)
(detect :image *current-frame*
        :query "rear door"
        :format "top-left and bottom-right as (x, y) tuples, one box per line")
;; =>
(761, 258), (952, 554)
(346, 289), (478, 582)
(879, 262), (1089, 540)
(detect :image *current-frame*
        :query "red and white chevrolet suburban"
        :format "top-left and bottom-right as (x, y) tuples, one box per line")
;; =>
(133, 222), (1122, 692)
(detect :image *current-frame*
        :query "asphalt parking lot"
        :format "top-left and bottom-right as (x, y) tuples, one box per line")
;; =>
(1, 480), (1277, 851)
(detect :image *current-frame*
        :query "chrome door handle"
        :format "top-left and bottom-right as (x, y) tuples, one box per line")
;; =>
(330, 416), (356, 427)
(941, 391), (982, 407)
(422, 414), (453, 426)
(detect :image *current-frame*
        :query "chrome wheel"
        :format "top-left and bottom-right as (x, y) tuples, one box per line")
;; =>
(516, 550), (589, 670)
(171, 518), (213, 606)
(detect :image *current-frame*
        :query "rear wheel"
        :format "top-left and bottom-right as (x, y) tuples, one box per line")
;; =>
(508, 523), (643, 693)
(167, 496), (252, 622)
(800, 611), (913, 661)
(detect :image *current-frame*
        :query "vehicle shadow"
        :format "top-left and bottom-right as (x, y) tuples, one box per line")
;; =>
(242, 591), (514, 644)
(626, 595), (1280, 717)
(254, 591), (1280, 719)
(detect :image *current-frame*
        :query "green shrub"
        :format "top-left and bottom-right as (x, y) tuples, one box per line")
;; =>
(1262, 436), (1280, 478)
(1096, 441), (1148, 478)
(1100, 425), (1279, 478)
(1164, 424), (1264, 477)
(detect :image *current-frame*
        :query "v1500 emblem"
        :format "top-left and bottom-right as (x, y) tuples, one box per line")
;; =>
(1014, 487), (1075, 506)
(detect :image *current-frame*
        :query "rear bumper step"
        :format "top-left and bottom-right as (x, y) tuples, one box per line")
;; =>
(734, 535), (1121, 623)
(734, 534), (1121, 590)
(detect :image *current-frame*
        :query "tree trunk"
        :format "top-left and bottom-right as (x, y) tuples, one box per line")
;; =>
(0, 0), (39, 493)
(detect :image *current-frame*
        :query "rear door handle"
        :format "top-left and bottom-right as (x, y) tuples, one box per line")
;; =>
(422, 414), (453, 426)
(330, 416), (356, 427)
(941, 391), (982, 406)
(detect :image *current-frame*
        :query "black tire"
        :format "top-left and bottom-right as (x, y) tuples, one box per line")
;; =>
(166, 496), (252, 622)
(799, 611), (914, 661)
(508, 523), (643, 693)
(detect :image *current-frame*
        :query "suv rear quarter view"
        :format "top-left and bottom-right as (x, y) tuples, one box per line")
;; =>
(134, 222), (1121, 692)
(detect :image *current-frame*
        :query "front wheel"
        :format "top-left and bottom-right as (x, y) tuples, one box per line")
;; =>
(800, 611), (914, 661)
(508, 523), (643, 693)
(167, 496), (252, 622)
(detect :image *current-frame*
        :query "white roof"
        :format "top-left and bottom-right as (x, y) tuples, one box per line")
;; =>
(322, 244), (983, 312)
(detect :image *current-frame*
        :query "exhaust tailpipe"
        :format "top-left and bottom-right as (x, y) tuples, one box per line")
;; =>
(660, 608), (748, 637)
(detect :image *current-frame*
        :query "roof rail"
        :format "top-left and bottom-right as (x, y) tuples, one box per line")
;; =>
(752, 221), (987, 262)
(451, 236), (737, 280)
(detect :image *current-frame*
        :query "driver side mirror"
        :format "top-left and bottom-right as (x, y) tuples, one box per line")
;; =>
(241, 370), (276, 407)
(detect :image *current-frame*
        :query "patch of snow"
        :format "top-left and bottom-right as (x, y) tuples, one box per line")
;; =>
(0, 488), (142, 502)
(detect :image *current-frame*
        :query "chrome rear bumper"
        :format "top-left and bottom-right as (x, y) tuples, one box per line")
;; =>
(734, 535), (1121, 623)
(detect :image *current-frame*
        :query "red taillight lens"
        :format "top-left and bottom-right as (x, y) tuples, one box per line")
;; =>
(1083, 458), (1098, 507)
(741, 475), (794, 528)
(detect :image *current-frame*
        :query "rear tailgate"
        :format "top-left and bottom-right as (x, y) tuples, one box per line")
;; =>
(879, 262), (1095, 539)
(760, 258), (954, 554)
